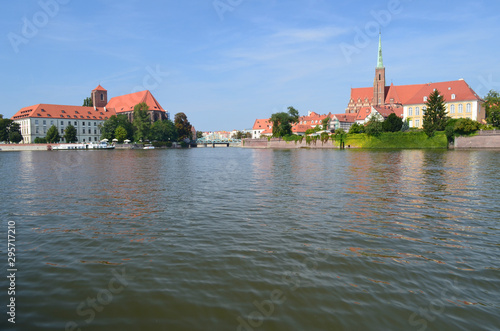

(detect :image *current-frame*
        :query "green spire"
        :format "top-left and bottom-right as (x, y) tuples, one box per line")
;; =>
(377, 32), (384, 68)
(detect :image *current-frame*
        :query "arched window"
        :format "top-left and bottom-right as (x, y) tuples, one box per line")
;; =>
(458, 104), (463, 113)
(466, 103), (471, 113)
(415, 107), (420, 116)
(450, 105), (455, 113)
(100, 93), (104, 101)
(408, 107), (413, 116)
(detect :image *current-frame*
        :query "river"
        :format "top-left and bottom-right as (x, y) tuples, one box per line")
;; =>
(1, 148), (499, 330)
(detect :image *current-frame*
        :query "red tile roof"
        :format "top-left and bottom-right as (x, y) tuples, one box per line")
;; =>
(11, 104), (114, 121)
(355, 106), (373, 121)
(405, 80), (482, 105)
(332, 113), (357, 123)
(93, 84), (107, 91)
(252, 118), (271, 130)
(373, 105), (403, 118)
(106, 90), (166, 113)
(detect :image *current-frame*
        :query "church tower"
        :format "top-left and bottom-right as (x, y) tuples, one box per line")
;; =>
(373, 32), (386, 106)
(91, 85), (108, 108)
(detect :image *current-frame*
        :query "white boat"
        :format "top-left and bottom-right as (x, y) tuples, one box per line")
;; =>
(143, 144), (155, 150)
(52, 142), (115, 150)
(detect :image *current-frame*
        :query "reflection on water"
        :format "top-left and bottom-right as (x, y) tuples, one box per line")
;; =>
(1, 149), (499, 331)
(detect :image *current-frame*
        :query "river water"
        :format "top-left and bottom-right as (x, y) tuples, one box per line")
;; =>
(1, 148), (499, 331)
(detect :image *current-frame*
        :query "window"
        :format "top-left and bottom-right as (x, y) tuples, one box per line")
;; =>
(408, 107), (413, 116)
(83, 122), (85, 126)
(83, 129), (86, 134)
(61, 121), (64, 125)
(36, 127), (39, 133)
(409, 120), (413, 128)
(43, 127), (46, 134)
(451, 94), (456, 100)
(61, 129), (64, 134)
(74, 121), (77, 126)
(415, 107), (420, 116)
(94, 122), (97, 126)
(94, 129), (97, 134)
(466, 103), (471, 113)
(450, 105), (455, 113)
(50, 120), (53, 125)
(88, 122), (91, 126)
(415, 119), (420, 127)
(458, 104), (463, 113)
(35, 120), (39, 125)
(423, 96), (428, 102)
(43, 120), (46, 125)
(100, 93), (104, 101)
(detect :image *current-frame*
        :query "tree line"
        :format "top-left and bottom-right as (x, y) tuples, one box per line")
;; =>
(99, 103), (193, 143)
(0, 115), (23, 143)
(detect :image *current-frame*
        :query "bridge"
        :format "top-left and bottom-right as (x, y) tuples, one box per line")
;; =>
(196, 138), (241, 147)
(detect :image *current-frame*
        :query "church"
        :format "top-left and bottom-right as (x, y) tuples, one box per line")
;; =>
(12, 86), (169, 143)
(345, 33), (484, 128)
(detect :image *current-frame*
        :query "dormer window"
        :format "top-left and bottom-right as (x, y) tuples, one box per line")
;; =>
(451, 94), (456, 100)
(423, 96), (428, 102)
(61, 110), (66, 113)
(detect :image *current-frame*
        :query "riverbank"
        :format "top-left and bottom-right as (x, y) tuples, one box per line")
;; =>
(243, 132), (449, 149)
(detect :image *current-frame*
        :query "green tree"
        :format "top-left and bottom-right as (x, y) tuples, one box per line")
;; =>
(270, 106), (299, 137)
(83, 97), (93, 107)
(34, 137), (47, 143)
(197, 131), (204, 139)
(150, 119), (177, 142)
(174, 112), (192, 142)
(0, 116), (12, 142)
(114, 126), (128, 143)
(322, 117), (330, 130)
(64, 124), (78, 143)
(454, 118), (481, 136)
(348, 122), (364, 134)
(423, 89), (448, 137)
(484, 90), (500, 127)
(382, 113), (403, 132)
(100, 114), (134, 141)
(365, 113), (384, 136)
(46, 125), (61, 143)
(133, 103), (151, 141)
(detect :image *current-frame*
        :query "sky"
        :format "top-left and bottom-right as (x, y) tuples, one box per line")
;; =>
(1, 0), (500, 131)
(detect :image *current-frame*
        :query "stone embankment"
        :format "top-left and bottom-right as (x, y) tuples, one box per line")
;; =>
(0, 144), (51, 151)
(455, 130), (500, 149)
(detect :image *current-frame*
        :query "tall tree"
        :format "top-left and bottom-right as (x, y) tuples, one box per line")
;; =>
(174, 112), (192, 141)
(484, 90), (500, 127)
(64, 124), (78, 143)
(133, 102), (151, 141)
(46, 125), (61, 143)
(8, 122), (22, 143)
(150, 119), (177, 142)
(100, 114), (134, 141)
(423, 89), (448, 137)
(0, 116), (12, 142)
(365, 113), (384, 136)
(83, 97), (93, 107)
(270, 106), (299, 137)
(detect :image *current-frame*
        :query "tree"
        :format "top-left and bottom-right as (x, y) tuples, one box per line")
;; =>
(484, 90), (500, 127)
(197, 131), (204, 139)
(83, 97), (93, 107)
(365, 113), (383, 136)
(270, 106), (299, 137)
(100, 114), (134, 141)
(174, 112), (192, 142)
(114, 126), (128, 143)
(382, 113), (403, 132)
(322, 117), (330, 130)
(348, 122), (364, 134)
(9, 131), (22, 143)
(46, 125), (61, 143)
(150, 119), (177, 142)
(423, 89), (448, 137)
(0, 116), (12, 142)
(64, 124), (78, 143)
(133, 103), (151, 141)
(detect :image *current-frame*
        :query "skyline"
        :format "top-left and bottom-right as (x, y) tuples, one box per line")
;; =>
(1, 0), (500, 131)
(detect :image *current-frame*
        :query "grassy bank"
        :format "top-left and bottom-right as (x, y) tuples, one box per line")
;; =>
(344, 131), (448, 149)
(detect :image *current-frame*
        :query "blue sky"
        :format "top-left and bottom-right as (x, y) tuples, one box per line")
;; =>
(1, 0), (500, 131)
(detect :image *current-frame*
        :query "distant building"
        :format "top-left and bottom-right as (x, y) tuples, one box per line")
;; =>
(11, 85), (169, 143)
(346, 33), (484, 128)
(252, 119), (272, 139)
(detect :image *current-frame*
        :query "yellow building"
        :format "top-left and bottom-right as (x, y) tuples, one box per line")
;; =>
(403, 79), (484, 128)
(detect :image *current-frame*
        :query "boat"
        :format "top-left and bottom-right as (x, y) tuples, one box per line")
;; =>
(143, 144), (155, 150)
(52, 142), (115, 150)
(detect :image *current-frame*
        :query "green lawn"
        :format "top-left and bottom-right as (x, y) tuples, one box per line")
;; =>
(344, 131), (448, 149)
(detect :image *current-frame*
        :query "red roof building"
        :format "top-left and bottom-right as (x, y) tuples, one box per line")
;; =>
(12, 85), (169, 143)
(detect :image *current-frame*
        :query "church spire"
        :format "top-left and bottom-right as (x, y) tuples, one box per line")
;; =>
(377, 31), (384, 68)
